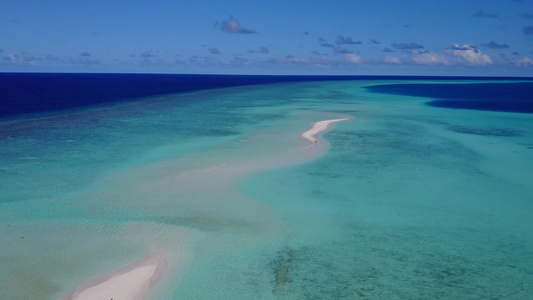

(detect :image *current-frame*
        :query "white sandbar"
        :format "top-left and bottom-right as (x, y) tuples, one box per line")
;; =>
(301, 118), (350, 144)
(69, 256), (162, 300)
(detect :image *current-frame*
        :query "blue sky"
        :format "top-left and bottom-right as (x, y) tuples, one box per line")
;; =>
(1, 0), (532, 76)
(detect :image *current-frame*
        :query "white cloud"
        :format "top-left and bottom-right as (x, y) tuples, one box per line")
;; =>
(208, 47), (221, 54)
(264, 55), (309, 65)
(204, 56), (229, 65)
(344, 53), (362, 64)
(3, 54), (17, 62)
(139, 51), (155, 58)
(392, 42), (424, 50)
(261, 55), (331, 69)
(309, 55), (329, 68)
(217, 16), (255, 34)
(447, 44), (492, 65)
(336, 35), (361, 45)
(46, 55), (60, 61)
(2, 53), (39, 65)
(383, 56), (401, 64)
(515, 57), (533, 66)
(233, 56), (251, 65)
(411, 51), (448, 65)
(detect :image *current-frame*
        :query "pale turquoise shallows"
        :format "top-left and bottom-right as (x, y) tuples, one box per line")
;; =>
(0, 80), (532, 299)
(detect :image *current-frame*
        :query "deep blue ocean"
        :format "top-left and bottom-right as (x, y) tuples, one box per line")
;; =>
(2, 73), (531, 118)
(366, 82), (533, 113)
(0, 73), (362, 117)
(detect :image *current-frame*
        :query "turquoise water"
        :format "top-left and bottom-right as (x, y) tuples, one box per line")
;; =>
(0, 81), (532, 299)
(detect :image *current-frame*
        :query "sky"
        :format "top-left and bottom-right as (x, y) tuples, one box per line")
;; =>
(1, 0), (533, 76)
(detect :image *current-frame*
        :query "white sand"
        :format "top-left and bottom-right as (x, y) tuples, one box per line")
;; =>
(301, 118), (350, 144)
(69, 256), (163, 300)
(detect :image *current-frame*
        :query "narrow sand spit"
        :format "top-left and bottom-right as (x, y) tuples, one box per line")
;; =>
(68, 255), (164, 300)
(65, 117), (350, 300)
(301, 118), (350, 144)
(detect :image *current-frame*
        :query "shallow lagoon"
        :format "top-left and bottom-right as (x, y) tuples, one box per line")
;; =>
(0, 80), (532, 299)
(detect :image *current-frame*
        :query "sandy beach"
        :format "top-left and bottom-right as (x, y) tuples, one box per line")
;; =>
(67, 255), (164, 300)
(301, 118), (350, 144)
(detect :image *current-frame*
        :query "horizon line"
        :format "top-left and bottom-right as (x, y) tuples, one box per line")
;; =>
(1, 72), (532, 80)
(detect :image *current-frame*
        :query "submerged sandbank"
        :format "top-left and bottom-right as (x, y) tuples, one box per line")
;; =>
(67, 255), (164, 300)
(301, 118), (350, 144)
(66, 116), (351, 300)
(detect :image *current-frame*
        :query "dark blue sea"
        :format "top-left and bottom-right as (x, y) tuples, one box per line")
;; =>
(366, 81), (533, 113)
(0, 73), (362, 118)
(2, 73), (531, 118)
